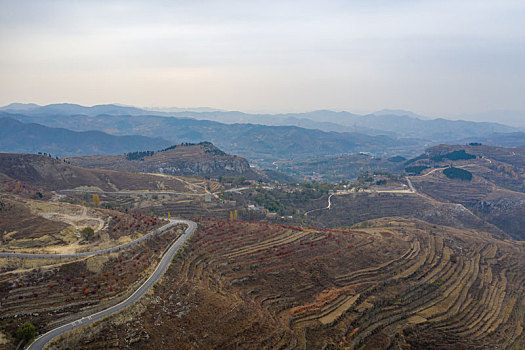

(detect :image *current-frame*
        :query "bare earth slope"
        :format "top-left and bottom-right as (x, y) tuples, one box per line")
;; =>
(0, 153), (196, 192)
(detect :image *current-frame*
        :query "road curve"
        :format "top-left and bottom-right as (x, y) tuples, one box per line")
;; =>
(0, 219), (183, 259)
(304, 194), (333, 216)
(27, 219), (197, 350)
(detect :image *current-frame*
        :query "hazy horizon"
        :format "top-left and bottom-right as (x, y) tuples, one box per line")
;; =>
(3, 101), (525, 127)
(1, 0), (525, 122)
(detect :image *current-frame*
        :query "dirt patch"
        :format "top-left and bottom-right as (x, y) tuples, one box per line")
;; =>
(408, 315), (427, 324)
(0, 198), (69, 245)
(0, 331), (7, 345)
(86, 255), (109, 273)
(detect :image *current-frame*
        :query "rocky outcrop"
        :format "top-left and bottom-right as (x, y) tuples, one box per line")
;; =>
(151, 157), (251, 176)
(65, 142), (257, 178)
(472, 197), (525, 240)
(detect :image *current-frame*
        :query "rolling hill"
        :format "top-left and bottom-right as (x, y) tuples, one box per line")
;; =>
(0, 153), (202, 192)
(405, 144), (525, 239)
(64, 142), (258, 178)
(0, 111), (419, 163)
(276, 153), (406, 181)
(2, 103), (518, 142)
(0, 117), (171, 157)
(3, 103), (521, 165)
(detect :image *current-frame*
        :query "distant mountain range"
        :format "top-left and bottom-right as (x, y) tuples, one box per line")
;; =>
(0, 103), (523, 164)
(458, 110), (525, 127)
(0, 102), (223, 115)
(0, 109), (421, 163)
(1, 102), (156, 117)
(167, 109), (520, 142)
(0, 117), (171, 157)
(1, 103), (520, 141)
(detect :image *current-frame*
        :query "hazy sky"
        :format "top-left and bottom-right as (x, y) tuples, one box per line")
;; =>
(1, 0), (524, 117)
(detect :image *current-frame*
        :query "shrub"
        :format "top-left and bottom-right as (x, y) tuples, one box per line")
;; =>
(387, 156), (406, 163)
(16, 322), (36, 342)
(404, 154), (428, 166)
(443, 167), (473, 181)
(405, 166), (429, 175)
(444, 150), (476, 161)
(80, 227), (95, 241)
(431, 150), (476, 162)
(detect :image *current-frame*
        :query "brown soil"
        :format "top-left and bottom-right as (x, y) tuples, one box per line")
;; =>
(0, 198), (69, 242)
(50, 217), (525, 350)
(0, 153), (201, 192)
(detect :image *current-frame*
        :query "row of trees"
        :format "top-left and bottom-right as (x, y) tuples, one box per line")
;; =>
(37, 152), (72, 164)
(37, 152), (57, 159)
(125, 150), (155, 160)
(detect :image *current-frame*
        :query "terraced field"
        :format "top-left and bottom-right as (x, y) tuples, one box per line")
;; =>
(0, 223), (185, 348)
(54, 217), (525, 349)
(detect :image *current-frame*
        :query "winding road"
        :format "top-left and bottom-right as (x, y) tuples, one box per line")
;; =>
(13, 219), (197, 350)
(304, 194), (333, 216)
(420, 167), (446, 177)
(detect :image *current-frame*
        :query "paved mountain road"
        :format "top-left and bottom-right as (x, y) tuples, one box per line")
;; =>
(19, 219), (197, 350)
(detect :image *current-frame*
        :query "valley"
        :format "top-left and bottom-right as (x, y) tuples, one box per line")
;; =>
(0, 111), (524, 350)
(2, 2), (525, 348)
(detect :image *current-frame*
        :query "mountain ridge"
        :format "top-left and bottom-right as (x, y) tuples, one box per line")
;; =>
(1, 103), (518, 141)
(0, 116), (171, 157)
(0, 111), (419, 163)
(64, 141), (258, 178)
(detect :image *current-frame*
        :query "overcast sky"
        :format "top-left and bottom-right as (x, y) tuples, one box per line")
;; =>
(1, 0), (524, 118)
